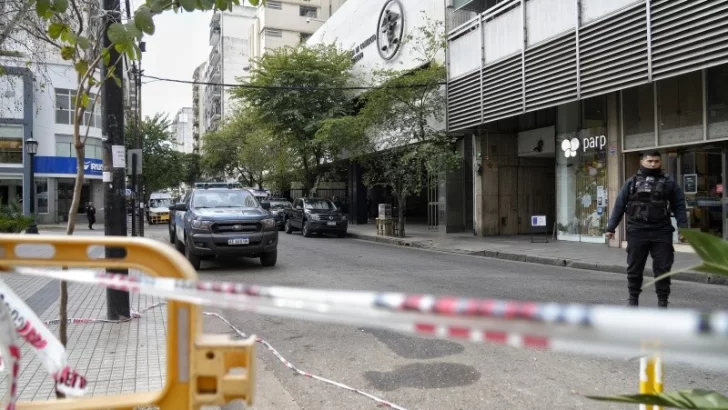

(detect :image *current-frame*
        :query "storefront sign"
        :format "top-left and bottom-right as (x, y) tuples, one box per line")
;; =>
(530, 215), (546, 227)
(348, 0), (405, 64)
(34, 156), (103, 177)
(582, 135), (607, 152)
(683, 173), (698, 194)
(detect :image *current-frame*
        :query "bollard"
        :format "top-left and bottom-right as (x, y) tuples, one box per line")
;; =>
(639, 355), (664, 410)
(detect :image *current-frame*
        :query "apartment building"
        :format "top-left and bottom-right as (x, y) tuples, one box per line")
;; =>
(446, 0), (728, 245)
(172, 107), (195, 154)
(249, 0), (348, 61)
(192, 62), (206, 154)
(204, 4), (257, 132)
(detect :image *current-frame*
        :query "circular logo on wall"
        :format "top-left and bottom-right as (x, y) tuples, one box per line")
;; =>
(376, 0), (405, 61)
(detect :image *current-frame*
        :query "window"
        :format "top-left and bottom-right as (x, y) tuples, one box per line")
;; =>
(35, 179), (48, 214)
(192, 190), (258, 208)
(657, 71), (703, 146)
(267, 0), (282, 9)
(300, 32), (312, 43)
(263, 28), (282, 38)
(706, 65), (728, 140)
(55, 89), (103, 128)
(0, 124), (23, 164)
(622, 83), (655, 150)
(304, 199), (336, 210)
(299, 5), (317, 18)
(55, 135), (103, 159)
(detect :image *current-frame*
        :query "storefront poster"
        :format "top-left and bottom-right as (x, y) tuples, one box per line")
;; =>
(683, 174), (698, 194)
(33, 156), (103, 177)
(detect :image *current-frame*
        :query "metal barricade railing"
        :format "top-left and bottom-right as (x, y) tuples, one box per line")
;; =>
(0, 234), (255, 410)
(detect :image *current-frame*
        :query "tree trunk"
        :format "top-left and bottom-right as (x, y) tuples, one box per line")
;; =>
(396, 193), (406, 238)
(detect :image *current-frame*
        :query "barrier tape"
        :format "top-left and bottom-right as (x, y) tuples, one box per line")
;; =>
(10, 267), (728, 368)
(0, 289), (21, 410)
(0, 278), (87, 401)
(2, 266), (728, 409)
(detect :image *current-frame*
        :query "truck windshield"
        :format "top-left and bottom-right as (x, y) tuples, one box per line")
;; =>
(149, 199), (171, 208)
(193, 190), (258, 208)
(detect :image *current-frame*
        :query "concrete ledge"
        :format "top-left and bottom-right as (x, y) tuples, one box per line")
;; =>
(347, 232), (727, 287)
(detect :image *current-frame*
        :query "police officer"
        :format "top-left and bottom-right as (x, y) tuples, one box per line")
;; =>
(605, 151), (687, 308)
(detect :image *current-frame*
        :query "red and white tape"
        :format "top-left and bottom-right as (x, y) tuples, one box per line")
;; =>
(13, 268), (728, 361)
(0, 278), (87, 404)
(0, 289), (21, 410)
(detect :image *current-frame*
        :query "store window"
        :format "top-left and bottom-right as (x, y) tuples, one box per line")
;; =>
(55, 135), (103, 159)
(35, 179), (48, 214)
(706, 65), (728, 140)
(623, 83), (656, 150)
(657, 71), (703, 146)
(55, 89), (102, 128)
(0, 124), (23, 164)
(556, 97), (609, 243)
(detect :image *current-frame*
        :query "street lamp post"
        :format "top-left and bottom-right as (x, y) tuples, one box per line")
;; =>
(24, 137), (39, 234)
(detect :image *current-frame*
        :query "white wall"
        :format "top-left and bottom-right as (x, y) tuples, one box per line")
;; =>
(306, 0), (446, 86)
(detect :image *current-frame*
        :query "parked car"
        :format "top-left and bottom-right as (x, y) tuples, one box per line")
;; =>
(264, 197), (292, 230)
(168, 187), (277, 269)
(284, 197), (348, 238)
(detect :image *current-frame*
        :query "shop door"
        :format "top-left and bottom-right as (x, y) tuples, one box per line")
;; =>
(680, 150), (723, 238)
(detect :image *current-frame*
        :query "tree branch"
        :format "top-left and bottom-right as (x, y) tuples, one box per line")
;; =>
(0, 0), (34, 48)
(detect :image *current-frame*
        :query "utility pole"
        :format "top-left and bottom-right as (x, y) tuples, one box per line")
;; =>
(102, 0), (130, 320)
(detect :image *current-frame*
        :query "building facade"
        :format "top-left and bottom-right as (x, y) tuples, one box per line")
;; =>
(306, 0), (456, 229)
(249, 0), (347, 59)
(205, 5), (257, 132)
(0, 61), (106, 224)
(192, 62), (206, 154)
(172, 107), (195, 154)
(447, 0), (728, 245)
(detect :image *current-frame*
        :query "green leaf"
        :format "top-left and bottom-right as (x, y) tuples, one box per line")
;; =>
(681, 229), (728, 276)
(125, 22), (144, 40)
(248, 0), (259, 5)
(197, 0), (215, 10)
(114, 42), (127, 55)
(60, 46), (75, 60)
(35, 0), (51, 17)
(107, 22), (127, 44)
(60, 29), (77, 45)
(74, 60), (89, 75)
(77, 35), (90, 50)
(48, 22), (65, 39)
(80, 93), (89, 109)
(214, 0), (227, 10)
(134, 5), (155, 35)
(110, 72), (122, 88)
(178, 0), (196, 12)
(101, 48), (111, 66)
(52, 0), (68, 13)
(0, 66), (4, 76)
(587, 389), (728, 409)
(88, 76), (97, 87)
(148, 0), (168, 13)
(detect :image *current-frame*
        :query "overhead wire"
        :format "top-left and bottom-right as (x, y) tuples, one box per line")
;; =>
(141, 73), (448, 91)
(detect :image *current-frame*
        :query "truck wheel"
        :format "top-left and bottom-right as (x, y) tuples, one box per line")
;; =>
(185, 239), (201, 270)
(302, 220), (312, 237)
(260, 250), (277, 267)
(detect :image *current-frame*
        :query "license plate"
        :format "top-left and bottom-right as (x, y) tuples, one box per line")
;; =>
(327, 221), (336, 226)
(228, 238), (249, 245)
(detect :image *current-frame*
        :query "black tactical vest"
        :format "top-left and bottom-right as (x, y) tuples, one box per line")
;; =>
(626, 172), (671, 223)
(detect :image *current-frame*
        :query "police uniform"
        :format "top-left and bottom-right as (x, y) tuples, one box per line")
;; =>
(606, 167), (687, 307)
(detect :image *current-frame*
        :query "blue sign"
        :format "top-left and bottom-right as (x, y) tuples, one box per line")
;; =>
(34, 156), (103, 176)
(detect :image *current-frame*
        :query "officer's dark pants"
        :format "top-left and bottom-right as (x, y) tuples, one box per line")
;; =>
(626, 231), (674, 301)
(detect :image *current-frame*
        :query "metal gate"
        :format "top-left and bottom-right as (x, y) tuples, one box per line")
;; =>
(427, 173), (439, 231)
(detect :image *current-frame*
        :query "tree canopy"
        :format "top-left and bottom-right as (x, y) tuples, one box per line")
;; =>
(232, 43), (357, 195)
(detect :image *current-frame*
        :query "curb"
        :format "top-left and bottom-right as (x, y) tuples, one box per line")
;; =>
(347, 232), (728, 287)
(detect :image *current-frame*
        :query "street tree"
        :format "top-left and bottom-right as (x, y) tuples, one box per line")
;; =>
(181, 152), (202, 187)
(320, 18), (459, 237)
(0, 0), (268, 387)
(125, 113), (186, 200)
(232, 43), (356, 195)
(201, 110), (285, 187)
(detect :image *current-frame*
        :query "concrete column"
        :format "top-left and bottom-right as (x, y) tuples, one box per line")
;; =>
(606, 92), (624, 248)
(472, 132), (483, 236)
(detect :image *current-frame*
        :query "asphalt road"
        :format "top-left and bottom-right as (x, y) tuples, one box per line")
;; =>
(148, 226), (728, 410)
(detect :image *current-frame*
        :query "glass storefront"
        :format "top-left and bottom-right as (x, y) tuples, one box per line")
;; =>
(57, 179), (90, 221)
(556, 97), (609, 243)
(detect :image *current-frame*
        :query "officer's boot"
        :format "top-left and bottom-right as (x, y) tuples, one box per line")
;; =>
(657, 299), (668, 309)
(627, 296), (638, 307)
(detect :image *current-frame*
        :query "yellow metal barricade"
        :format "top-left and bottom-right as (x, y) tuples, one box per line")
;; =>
(0, 234), (256, 410)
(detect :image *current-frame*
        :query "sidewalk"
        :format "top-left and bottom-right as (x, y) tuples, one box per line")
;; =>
(0, 235), (167, 402)
(346, 223), (726, 286)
